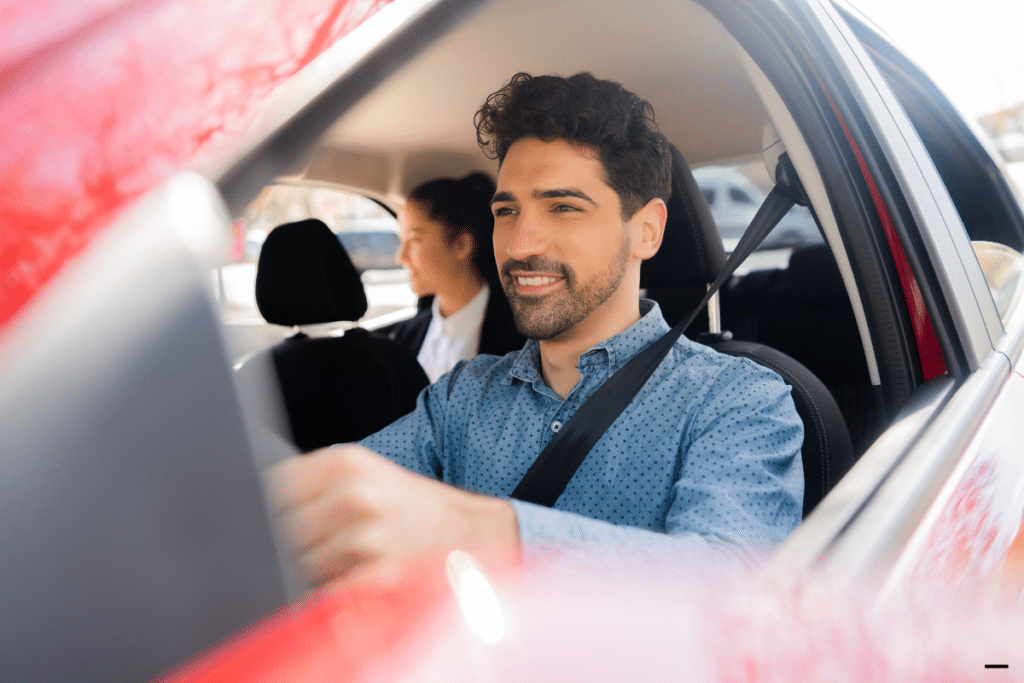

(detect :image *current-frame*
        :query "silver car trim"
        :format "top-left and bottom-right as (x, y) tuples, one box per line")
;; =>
(879, 375), (1024, 604)
(736, 46), (881, 386)
(799, 0), (1002, 371)
(821, 348), (1010, 581)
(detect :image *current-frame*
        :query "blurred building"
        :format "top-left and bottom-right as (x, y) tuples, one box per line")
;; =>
(979, 103), (1024, 163)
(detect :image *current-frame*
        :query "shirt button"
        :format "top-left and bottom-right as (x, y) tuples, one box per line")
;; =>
(551, 421), (562, 433)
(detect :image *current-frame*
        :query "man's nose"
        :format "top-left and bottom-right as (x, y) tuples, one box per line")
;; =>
(505, 211), (548, 260)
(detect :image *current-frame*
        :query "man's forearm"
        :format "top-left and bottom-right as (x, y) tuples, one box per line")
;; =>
(510, 499), (755, 574)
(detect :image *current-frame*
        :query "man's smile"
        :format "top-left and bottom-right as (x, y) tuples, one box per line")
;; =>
(510, 271), (565, 294)
(501, 257), (572, 298)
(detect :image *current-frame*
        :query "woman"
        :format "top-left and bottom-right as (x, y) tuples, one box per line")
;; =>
(388, 172), (524, 381)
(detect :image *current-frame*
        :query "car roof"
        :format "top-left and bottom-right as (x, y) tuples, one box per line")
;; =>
(285, 0), (770, 207)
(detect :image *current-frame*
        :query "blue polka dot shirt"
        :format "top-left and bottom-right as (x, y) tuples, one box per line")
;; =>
(360, 300), (803, 566)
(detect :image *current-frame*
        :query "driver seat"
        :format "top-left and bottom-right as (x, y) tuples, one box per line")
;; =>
(644, 145), (856, 517)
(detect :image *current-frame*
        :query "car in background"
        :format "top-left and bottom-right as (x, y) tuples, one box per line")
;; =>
(336, 229), (401, 271)
(694, 165), (824, 250)
(240, 183), (403, 272)
(244, 226), (401, 270)
(3, 0), (1024, 680)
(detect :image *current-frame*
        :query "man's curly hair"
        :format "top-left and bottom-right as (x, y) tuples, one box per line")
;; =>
(474, 72), (672, 219)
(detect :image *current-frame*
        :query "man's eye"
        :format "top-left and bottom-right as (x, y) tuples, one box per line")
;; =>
(494, 206), (516, 217)
(553, 203), (580, 212)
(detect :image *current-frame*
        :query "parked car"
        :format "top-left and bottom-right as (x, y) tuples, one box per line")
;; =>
(693, 165), (824, 250)
(3, 0), (1024, 680)
(336, 229), (402, 272)
(240, 183), (404, 272)
(244, 225), (402, 272)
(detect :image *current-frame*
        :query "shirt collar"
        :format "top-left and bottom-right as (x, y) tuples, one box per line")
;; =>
(508, 299), (669, 386)
(429, 283), (489, 337)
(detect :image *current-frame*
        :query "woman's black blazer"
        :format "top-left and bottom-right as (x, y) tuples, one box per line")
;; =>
(384, 290), (525, 358)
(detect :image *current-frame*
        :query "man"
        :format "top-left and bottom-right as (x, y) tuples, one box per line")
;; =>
(271, 72), (803, 585)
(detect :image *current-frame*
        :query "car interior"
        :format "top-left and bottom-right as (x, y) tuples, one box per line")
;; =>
(221, 0), (1024, 538)
(227, 0), (876, 469)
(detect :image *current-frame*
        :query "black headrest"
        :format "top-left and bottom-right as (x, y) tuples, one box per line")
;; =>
(784, 244), (846, 303)
(641, 145), (727, 288)
(255, 219), (368, 325)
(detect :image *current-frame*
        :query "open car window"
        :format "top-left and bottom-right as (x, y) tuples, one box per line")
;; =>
(693, 163), (825, 263)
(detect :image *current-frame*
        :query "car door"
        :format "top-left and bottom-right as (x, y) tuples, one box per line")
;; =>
(696, 0), (1024, 597)
(809, 0), (1024, 599)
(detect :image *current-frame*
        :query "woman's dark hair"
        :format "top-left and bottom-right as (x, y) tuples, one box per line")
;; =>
(474, 72), (671, 219)
(408, 172), (499, 286)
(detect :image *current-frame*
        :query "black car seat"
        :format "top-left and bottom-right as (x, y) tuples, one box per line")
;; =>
(243, 218), (428, 452)
(739, 244), (879, 454)
(641, 146), (726, 330)
(647, 146), (856, 516)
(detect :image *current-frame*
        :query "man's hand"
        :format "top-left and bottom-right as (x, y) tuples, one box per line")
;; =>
(268, 444), (519, 586)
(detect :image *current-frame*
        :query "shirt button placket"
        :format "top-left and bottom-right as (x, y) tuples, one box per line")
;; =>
(541, 404), (563, 448)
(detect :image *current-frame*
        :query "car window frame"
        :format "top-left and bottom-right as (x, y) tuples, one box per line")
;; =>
(202, 0), (1021, 580)
(798, 0), (1003, 374)
(733, 0), (1024, 583)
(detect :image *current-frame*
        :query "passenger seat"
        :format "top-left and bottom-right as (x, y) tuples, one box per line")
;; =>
(239, 218), (428, 452)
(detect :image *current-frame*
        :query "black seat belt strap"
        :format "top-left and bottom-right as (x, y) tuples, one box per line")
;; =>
(511, 186), (797, 507)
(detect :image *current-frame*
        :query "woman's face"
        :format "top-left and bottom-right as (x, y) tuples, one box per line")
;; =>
(396, 201), (466, 297)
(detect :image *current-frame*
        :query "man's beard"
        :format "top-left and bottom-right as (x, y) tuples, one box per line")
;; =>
(499, 230), (631, 341)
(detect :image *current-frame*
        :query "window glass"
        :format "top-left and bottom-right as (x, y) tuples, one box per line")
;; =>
(973, 241), (1024, 324)
(215, 183), (415, 364)
(730, 187), (754, 204)
(240, 183), (401, 271)
(692, 164), (824, 269)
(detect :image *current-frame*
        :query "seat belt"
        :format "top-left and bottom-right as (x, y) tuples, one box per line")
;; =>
(511, 182), (800, 507)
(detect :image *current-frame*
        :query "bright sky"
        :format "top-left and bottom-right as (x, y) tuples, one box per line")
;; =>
(846, 0), (1024, 121)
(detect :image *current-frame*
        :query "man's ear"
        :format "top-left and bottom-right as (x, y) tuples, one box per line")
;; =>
(631, 197), (667, 260)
